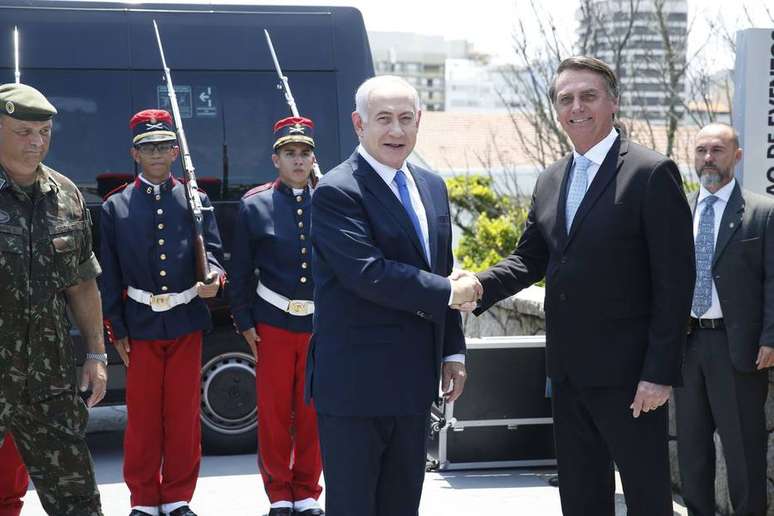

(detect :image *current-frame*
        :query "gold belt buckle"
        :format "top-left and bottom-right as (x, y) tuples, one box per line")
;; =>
(287, 300), (307, 316)
(150, 293), (171, 311)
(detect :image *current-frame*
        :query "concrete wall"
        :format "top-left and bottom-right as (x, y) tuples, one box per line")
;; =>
(464, 285), (774, 515)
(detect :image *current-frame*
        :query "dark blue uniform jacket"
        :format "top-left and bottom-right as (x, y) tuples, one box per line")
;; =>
(100, 176), (224, 341)
(229, 180), (313, 334)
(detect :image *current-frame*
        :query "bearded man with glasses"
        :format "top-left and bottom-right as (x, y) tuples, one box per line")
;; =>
(100, 109), (225, 516)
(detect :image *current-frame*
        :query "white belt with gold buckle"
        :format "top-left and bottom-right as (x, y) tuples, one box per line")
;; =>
(127, 285), (199, 313)
(256, 282), (314, 316)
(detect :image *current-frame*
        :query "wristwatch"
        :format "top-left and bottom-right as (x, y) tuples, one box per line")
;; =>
(85, 352), (108, 365)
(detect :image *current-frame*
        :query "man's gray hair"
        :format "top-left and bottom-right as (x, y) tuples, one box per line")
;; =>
(354, 75), (421, 119)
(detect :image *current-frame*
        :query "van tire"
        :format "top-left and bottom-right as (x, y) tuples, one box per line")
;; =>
(200, 333), (258, 455)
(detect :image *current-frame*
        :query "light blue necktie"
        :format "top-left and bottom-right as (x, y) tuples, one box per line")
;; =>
(692, 195), (719, 317)
(566, 155), (592, 233)
(394, 170), (427, 261)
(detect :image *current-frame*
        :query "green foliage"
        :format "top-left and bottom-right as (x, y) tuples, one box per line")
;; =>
(683, 178), (699, 194)
(457, 211), (527, 272)
(445, 175), (528, 273)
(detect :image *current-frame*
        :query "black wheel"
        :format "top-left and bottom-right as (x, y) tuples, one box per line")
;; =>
(200, 331), (258, 455)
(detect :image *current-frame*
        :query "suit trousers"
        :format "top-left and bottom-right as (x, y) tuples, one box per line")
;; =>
(675, 328), (768, 516)
(552, 379), (673, 516)
(0, 434), (28, 516)
(316, 413), (429, 516)
(124, 332), (202, 507)
(256, 323), (322, 503)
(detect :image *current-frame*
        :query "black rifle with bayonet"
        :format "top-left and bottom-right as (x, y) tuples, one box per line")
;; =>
(264, 29), (322, 185)
(152, 20), (215, 284)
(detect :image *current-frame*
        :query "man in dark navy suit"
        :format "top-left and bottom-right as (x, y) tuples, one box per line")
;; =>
(229, 116), (323, 516)
(100, 109), (224, 516)
(308, 75), (479, 516)
(468, 57), (695, 516)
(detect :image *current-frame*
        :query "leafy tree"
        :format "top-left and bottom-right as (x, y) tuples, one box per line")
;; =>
(446, 175), (528, 272)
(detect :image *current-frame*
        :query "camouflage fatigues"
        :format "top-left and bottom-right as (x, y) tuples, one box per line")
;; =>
(0, 163), (102, 516)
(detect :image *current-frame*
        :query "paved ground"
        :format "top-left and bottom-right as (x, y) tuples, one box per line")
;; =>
(17, 408), (691, 515)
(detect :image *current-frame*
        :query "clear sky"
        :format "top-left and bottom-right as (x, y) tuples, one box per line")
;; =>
(101, 0), (774, 70)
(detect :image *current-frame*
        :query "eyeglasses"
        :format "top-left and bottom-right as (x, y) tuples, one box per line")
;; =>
(135, 142), (175, 155)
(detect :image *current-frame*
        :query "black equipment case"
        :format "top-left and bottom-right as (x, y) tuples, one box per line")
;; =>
(427, 336), (557, 470)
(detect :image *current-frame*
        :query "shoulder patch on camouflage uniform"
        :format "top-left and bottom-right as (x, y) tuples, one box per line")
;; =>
(242, 181), (274, 199)
(102, 182), (129, 202)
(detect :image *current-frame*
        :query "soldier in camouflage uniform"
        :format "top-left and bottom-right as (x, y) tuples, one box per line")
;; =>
(0, 83), (107, 516)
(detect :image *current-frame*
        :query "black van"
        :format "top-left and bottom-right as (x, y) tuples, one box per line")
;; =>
(0, 0), (374, 454)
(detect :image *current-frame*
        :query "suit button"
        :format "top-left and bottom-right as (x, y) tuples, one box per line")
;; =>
(161, 286), (168, 292)
(559, 293), (567, 301)
(160, 254), (166, 260)
(301, 247), (307, 254)
(300, 234), (306, 240)
(157, 223), (164, 230)
(159, 270), (167, 277)
(300, 276), (307, 283)
(158, 239), (165, 246)
(297, 209), (303, 215)
(156, 208), (163, 215)
(296, 195), (303, 202)
(155, 195), (161, 201)
(298, 221), (304, 228)
(302, 262), (308, 269)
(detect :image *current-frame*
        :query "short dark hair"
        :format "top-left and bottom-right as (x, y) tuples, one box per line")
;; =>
(549, 56), (619, 103)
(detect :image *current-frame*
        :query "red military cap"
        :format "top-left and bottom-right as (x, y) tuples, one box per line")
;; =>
(273, 116), (315, 150)
(130, 109), (177, 145)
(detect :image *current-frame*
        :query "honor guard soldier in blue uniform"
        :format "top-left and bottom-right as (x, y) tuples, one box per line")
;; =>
(0, 83), (106, 516)
(100, 109), (225, 516)
(229, 116), (323, 516)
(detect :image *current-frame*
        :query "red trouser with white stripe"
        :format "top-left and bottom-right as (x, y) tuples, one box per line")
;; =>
(256, 323), (322, 503)
(124, 331), (202, 507)
(0, 435), (28, 516)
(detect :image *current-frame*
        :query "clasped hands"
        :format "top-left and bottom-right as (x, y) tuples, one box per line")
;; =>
(449, 269), (482, 312)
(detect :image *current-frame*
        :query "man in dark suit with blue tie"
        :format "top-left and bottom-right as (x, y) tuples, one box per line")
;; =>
(675, 123), (774, 516)
(308, 75), (479, 516)
(467, 56), (696, 515)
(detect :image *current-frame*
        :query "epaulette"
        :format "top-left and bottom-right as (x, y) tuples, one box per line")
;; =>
(242, 181), (274, 199)
(102, 182), (129, 202)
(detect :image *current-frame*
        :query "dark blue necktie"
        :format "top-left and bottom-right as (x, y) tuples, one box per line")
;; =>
(394, 170), (427, 261)
(692, 195), (719, 317)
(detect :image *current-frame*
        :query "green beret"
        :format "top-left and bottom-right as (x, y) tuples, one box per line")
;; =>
(0, 83), (57, 121)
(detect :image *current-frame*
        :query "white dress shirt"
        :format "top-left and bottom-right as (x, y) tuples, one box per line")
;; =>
(691, 178), (736, 318)
(569, 127), (619, 188)
(357, 145), (464, 364)
(357, 144), (431, 261)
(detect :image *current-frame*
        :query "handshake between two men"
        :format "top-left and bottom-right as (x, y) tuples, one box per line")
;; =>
(448, 269), (482, 312)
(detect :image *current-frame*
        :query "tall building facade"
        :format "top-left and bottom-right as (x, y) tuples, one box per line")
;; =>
(445, 58), (527, 112)
(369, 32), (471, 111)
(577, 0), (688, 120)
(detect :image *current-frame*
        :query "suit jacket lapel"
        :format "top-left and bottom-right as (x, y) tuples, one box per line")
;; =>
(409, 165), (435, 269)
(352, 153), (429, 268)
(713, 182), (744, 266)
(563, 136), (624, 250)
